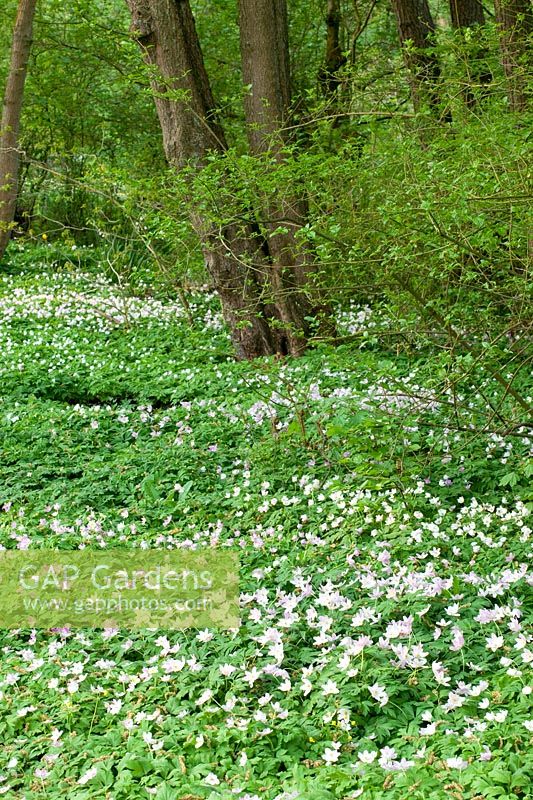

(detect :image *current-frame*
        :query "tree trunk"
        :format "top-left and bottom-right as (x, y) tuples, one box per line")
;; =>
(0, 0), (38, 261)
(319, 0), (346, 95)
(449, 0), (491, 108)
(494, 0), (532, 111)
(238, 0), (291, 156)
(450, 0), (485, 27)
(238, 0), (323, 354)
(125, 0), (292, 359)
(389, 0), (445, 114)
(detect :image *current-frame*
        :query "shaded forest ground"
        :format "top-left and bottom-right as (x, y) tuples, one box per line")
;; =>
(0, 257), (531, 799)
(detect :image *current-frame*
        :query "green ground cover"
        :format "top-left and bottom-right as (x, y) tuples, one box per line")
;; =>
(0, 260), (531, 799)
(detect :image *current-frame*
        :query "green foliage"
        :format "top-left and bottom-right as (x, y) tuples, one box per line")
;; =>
(0, 263), (531, 798)
(0, 2), (532, 796)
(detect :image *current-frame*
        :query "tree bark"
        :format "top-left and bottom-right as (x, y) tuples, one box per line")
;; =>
(238, 0), (291, 156)
(319, 0), (347, 95)
(0, 0), (38, 261)
(494, 0), (532, 111)
(450, 0), (485, 27)
(238, 0), (325, 354)
(389, 0), (444, 114)
(125, 0), (294, 359)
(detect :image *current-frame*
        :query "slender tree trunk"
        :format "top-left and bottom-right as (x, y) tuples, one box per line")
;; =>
(449, 0), (491, 108)
(319, 0), (347, 95)
(238, 0), (327, 354)
(389, 0), (445, 114)
(0, 0), (37, 261)
(494, 0), (532, 111)
(125, 0), (286, 359)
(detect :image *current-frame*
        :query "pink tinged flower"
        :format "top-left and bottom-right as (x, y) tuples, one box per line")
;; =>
(431, 661), (450, 686)
(204, 773), (220, 786)
(384, 616), (413, 639)
(338, 653), (351, 672)
(368, 683), (389, 706)
(480, 747), (492, 761)
(196, 689), (213, 706)
(244, 666), (262, 686)
(142, 732), (163, 751)
(486, 709), (508, 723)
(443, 692), (466, 712)
(410, 644), (428, 667)
(77, 767), (97, 786)
(446, 757), (469, 770)
(269, 642), (284, 663)
(486, 634), (504, 652)
(476, 608), (499, 623)
(379, 746), (397, 768)
(322, 680), (339, 696)
(470, 679), (489, 696)
(222, 697), (236, 712)
(155, 635), (172, 653)
(35, 768), (49, 779)
(162, 658), (185, 673)
(358, 750), (377, 764)
(104, 699), (122, 715)
(17, 535), (31, 550)
(450, 627), (464, 651)
(388, 758), (415, 771)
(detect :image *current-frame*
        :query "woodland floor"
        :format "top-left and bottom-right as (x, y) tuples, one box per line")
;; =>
(0, 259), (531, 799)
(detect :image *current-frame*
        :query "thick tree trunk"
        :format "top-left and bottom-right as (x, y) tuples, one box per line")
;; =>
(238, 0), (291, 156)
(450, 0), (485, 27)
(238, 0), (322, 354)
(0, 0), (37, 261)
(127, 0), (224, 168)
(494, 0), (532, 111)
(125, 0), (288, 359)
(389, 0), (444, 114)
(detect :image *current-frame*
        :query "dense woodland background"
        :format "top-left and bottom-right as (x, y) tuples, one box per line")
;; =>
(1, 0), (531, 363)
